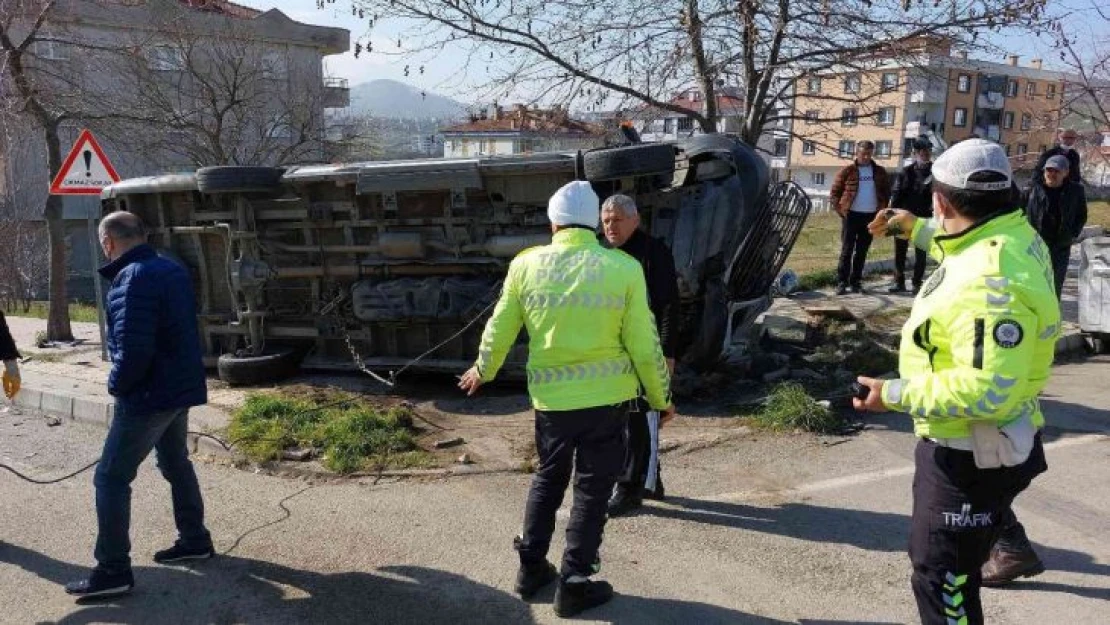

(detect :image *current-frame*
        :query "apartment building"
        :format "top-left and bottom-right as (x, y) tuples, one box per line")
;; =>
(441, 104), (605, 158)
(786, 38), (1067, 210)
(0, 0), (350, 300)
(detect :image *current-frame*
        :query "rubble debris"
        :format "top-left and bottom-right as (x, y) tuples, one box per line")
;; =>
(434, 437), (465, 449)
(44, 416), (62, 427)
(457, 453), (473, 465)
(281, 447), (314, 461)
(802, 305), (859, 322)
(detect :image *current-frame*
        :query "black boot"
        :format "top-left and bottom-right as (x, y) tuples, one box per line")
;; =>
(643, 475), (665, 501)
(982, 546), (1045, 586)
(515, 560), (558, 598)
(912, 282), (923, 296)
(554, 577), (614, 617)
(887, 279), (907, 293)
(606, 485), (642, 517)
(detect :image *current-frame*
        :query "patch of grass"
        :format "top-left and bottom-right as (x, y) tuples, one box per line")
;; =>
(784, 212), (897, 276)
(797, 269), (839, 292)
(227, 391), (431, 474)
(5, 301), (99, 323)
(747, 382), (842, 434)
(1089, 201), (1110, 230)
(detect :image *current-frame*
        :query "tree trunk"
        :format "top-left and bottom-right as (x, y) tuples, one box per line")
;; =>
(43, 123), (74, 342)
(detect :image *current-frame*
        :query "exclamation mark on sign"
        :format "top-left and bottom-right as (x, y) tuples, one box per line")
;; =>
(83, 150), (92, 177)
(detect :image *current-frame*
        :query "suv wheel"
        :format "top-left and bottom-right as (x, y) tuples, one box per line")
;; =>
(196, 166), (284, 194)
(583, 144), (675, 181)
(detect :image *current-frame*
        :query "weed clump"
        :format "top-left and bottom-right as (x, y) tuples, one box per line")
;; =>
(227, 392), (430, 474)
(750, 382), (842, 434)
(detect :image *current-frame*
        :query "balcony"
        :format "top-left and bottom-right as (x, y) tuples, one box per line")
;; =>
(323, 77), (350, 108)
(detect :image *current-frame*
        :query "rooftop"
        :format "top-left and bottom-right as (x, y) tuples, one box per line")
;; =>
(441, 104), (604, 136)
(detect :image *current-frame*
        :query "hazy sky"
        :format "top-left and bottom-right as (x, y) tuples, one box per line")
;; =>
(250, 0), (1109, 97)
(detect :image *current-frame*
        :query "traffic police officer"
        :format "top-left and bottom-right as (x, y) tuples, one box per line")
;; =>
(855, 139), (1057, 625)
(459, 181), (674, 618)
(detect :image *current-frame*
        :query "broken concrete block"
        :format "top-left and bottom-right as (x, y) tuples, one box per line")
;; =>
(759, 314), (812, 344)
(434, 437), (465, 449)
(457, 453), (473, 465)
(281, 448), (314, 461)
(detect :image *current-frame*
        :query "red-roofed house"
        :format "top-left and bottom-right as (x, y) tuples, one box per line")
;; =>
(633, 87), (747, 142)
(440, 104), (606, 157)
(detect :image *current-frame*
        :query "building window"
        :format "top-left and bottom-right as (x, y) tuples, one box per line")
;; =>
(33, 34), (69, 61)
(677, 117), (694, 132)
(877, 107), (896, 126)
(844, 74), (861, 94)
(838, 140), (856, 157)
(1017, 143), (1028, 155)
(802, 140), (816, 155)
(1021, 113), (1032, 131)
(1006, 80), (1018, 97)
(875, 141), (892, 159)
(1004, 144), (1011, 156)
(805, 110), (819, 125)
(841, 108), (858, 126)
(953, 107), (968, 127)
(881, 72), (899, 91)
(773, 138), (789, 157)
(149, 45), (185, 71)
(664, 118), (676, 134)
(957, 74), (972, 93)
(1003, 111), (1015, 129)
(903, 138), (916, 158)
(1046, 84), (1056, 99)
(1026, 82), (1036, 98)
(807, 77), (822, 94)
(262, 51), (288, 80)
(811, 172), (826, 185)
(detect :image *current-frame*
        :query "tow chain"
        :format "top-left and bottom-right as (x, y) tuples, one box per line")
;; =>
(326, 281), (504, 388)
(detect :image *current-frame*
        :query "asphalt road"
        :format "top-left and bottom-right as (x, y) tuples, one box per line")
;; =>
(1, 358), (1108, 624)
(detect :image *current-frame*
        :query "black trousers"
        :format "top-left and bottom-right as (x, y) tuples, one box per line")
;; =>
(910, 435), (1047, 625)
(517, 403), (628, 578)
(616, 408), (657, 493)
(1050, 246), (1070, 301)
(894, 238), (927, 286)
(837, 211), (875, 287)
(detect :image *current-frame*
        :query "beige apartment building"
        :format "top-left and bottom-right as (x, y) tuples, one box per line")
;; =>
(787, 39), (1067, 210)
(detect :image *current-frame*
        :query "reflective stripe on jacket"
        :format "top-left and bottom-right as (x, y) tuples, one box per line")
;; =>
(474, 228), (671, 412)
(882, 210), (1060, 439)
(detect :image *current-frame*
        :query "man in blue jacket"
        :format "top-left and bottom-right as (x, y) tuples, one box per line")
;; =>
(66, 211), (212, 599)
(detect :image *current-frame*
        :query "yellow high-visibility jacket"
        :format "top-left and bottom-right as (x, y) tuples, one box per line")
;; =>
(474, 228), (672, 412)
(882, 209), (1061, 439)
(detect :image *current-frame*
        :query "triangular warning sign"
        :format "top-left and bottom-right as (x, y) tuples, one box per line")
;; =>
(49, 129), (121, 195)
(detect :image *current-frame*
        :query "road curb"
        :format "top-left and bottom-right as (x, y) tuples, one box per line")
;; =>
(12, 385), (233, 458)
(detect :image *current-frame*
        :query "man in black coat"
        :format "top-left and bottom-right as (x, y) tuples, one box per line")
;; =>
(599, 194), (680, 516)
(1, 311), (20, 401)
(887, 140), (934, 295)
(1023, 154), (1088, 300)
(1034, 129), (1082, 185)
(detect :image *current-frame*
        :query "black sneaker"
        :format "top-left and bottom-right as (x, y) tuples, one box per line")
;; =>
(887, 282), (907, 294)
(65, 570), (134, 600)
(153, 543), (214, 564)
(850, 284), (864, 294)
(515, 560), (558, 599)
(554, 577), (614, 617)
(643, 477), (665, 501)
(835, 284), (849, 296)
(912, 283), (923, 296)
(606, 487), (642, 517)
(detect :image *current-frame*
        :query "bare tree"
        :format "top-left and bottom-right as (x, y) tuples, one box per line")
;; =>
(1052, 2), (1110, 178)
(1, 0), (350, 341)
(343, 0), (1054, 146)
(109, 6), (333, 167)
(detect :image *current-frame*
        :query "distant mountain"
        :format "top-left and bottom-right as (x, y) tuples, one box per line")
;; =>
(348, 79), (467, 120)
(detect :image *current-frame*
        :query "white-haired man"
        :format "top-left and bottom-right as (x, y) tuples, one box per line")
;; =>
(459, 181), (674, 617)
(599, 194), (680, 516)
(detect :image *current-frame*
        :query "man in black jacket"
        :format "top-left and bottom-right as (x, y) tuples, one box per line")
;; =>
(599, 194), (680, 516)
(1022, 154), (1088, 300)
(1, 311), (20, 401)
(887, 140), (934, 295)
(1034, 129), (1082, 185)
